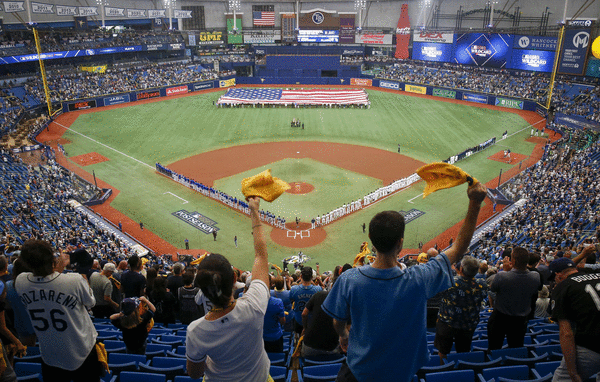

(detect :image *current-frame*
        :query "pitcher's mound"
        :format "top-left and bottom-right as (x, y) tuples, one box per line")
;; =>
(71, 152), (109, 166)
(286, 182), (314, 195)
(488, 150), (527, 164)
(270, 222), (326, 248)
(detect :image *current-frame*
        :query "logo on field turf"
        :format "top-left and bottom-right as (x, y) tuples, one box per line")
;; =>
(172, 210), (220, 234)
(399, 209), (425, 224)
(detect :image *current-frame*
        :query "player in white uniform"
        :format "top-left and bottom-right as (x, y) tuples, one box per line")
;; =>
(15, 240), (101, 382)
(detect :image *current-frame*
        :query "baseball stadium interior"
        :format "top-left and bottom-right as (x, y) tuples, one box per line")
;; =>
(0, 0), (600, 381)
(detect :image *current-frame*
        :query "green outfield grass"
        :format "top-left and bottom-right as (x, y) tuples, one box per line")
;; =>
(61, 89), (538, 271)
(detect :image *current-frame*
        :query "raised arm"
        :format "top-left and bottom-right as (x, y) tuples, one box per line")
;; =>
(249, 196), (269, 286)
(445, 182), (487, 264)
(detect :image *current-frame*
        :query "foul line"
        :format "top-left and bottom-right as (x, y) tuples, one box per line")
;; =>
(53, 121), (155, 170)
(408, 193), (423, 204)
(164, 192), (189, 204)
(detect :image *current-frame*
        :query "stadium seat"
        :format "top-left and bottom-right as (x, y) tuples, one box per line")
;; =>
(138, 357), (187, 380)
(532, 361), (561, 380)
(417, 358), (456, 379)
(16, 374), (43, 382)
(445, 351), (486, 364)
(300, 364), (343, 382)
(108, 353), (147, 374)
(455, 357), (503, 374)
(531, 344), (563, 361)
(267, 352), (287, 367)
(534, 334), (560, 344)
(14, 362), (42, 377)
(270, 365), (288, 382)
(302, 353), (346, 367)
(166, 345), (187, 358)
(119, 371), (166, 382)
(489, 347), (529, 362)
(102, 340), (127, 353)
(478, 365), (532, 382)
(173, 376), (203, 382)
(424, 369), (475, 382)
(145, 343), (172, 359)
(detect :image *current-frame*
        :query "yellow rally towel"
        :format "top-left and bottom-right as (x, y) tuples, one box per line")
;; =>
(241, 169), (290, 202)
(190, 253), (208, 265)
(353, 242), (371, 267)
(95, 342), (109, 375)
(416, 162), (478, 198)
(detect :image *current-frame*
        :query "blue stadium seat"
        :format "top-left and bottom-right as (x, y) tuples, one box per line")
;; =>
(16, 374), (43, 382)
(14, 362), (42, 377)
(119, 371), (166, 382)
(267, 352), (287, 367)
(166, 345), (187, 358)
(532, 361), (561, 380)
(173, 376), (203, 382)
(478, 365), (531, 382)
(145, 343), (172, 359)
(300, 364), (342, 382)
(425, 369), (475, 382)
(270, 365), (287, 382)
(302, 353), (346, 367)
(138, 356), (186, 380)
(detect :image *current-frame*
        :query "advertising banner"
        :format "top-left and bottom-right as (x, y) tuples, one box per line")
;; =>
(56, 5), (77, 16)
(104, 94), (130, 106)
(198, 31), (224, 45)
(405, 84), (426, 94)
(413, 31), (454, 44)
(174, 10), (192, 19)
(166, 85), (188, 96)
(80, 65), (106, 73)
(454, 33), (514, 68)
(31, 2), (53, 14)
(355, 34), (393, 45)
(558, 29), (591, 75)
(193, 82), (214, 91)
(3, 1), (24, 12)
(219, 78), (236, 88)
(513, 35), (557, 51)
(508, 49), (555, 72)
(350, 78), (372, 86)
(148, 9), (166, 18)
(432, 88), (456, 99)
(412, 42), (453, 62)
(495, 97), (523, 109)
(105, 7), (125, 17)
(298, 30), (339, 43)
(566, 19), (595, 28)
(339, 16), (355, 44)
(379, 80), (400, 90)
(168, 43), (184, 50)
(145, 43), (166, 51)
(227, 17), (244, 44)
(394, 3), (410, 59)
(68, 100), (96, 111)
(463, 93), (488, 104)
(127, 9), (146, 18)
(555, 113), (600, 130)
(137, 90), (161, 100)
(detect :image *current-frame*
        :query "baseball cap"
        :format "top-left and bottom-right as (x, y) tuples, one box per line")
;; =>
(548, 257), (575, 280)
(103, 263), (116, 272)
(121, 298), (140, 316)
(417, 253), (428, 264)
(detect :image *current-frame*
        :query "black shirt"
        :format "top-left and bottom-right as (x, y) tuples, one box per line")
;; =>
(551, 271), (600, 354)
(112, 311), (154, 350)
(303, 291), (339, 351)
(120, 270), (146, 298)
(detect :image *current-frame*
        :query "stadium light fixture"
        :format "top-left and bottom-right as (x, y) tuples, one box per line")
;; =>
(229, 0), (241, 31)
(355, 0), (366, 32)
(96, 0), (108, 28)
(163, 0), (175, 30)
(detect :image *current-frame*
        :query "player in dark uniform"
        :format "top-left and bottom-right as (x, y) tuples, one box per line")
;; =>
(549, 257), (600, 382)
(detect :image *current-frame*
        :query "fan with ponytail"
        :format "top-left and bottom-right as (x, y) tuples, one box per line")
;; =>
(194, 253), (235, 308)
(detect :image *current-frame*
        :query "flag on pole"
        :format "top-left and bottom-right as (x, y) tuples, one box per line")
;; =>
(253, 11), (275, 26)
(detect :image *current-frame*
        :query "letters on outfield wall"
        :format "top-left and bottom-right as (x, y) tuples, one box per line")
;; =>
(166, 85), (188, 96)
(137, 90), (161, 100)
(104, 94), (130, 106)
(379, 80), (400, 90)
(193, 82), (213, 91)
(432, 88), (456, 99)
(220, 78), (236, 88)
(405, 85), (426, 94)
(350, 78), (372, 86)
(463, 93), (488, 104)
(495, 97), (523, 109)
(68, 100), (97, 111)
(355, 34), (393, 45)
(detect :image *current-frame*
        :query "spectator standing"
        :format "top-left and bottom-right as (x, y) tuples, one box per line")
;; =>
(4, 258), (36, 346)
(89, 262), (119, 318)
(322, 182), (487, 382)
(167, 263), (185, 295)
(534, 286), (550, 318)
(301, 289), (341, 357)
(15, 239), (102, 382)
(263, 290), (286, 353)
(150, 276), (177, 326)
(549, 257), (600, 382)
(110, 296), (156, 354)
(178, 271), (202, 325)
(185, 196), (271, 381)
(488, 247), (542, 350)
(120, 255), (146, 298)
(434, 255), (487, 363)
(289, 267), (321, 335)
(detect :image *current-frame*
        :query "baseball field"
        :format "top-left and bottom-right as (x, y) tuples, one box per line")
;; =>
(38, 87), (547, 271)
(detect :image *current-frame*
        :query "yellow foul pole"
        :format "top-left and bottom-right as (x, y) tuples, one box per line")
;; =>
(546, 25), (566, 110)
(33, 28), (56, 116)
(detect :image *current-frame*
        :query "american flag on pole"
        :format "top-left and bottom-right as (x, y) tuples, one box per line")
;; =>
(253, 11), (275, 26)
(217, 88), (369, 105)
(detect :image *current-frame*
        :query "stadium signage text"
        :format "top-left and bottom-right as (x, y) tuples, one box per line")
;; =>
(68, 100), (97, 111)
(495, 97), (523, 110)
(399, 209), (425, 224)
(405, 84), (426, 95)
(219, 78), (236, 88)
(166, 85), (188, 96)
(145, 44), (166, 51)
(168, 43), (185, 50)
(355, 34), (393, 45)
(172, 210), (219, 234)
(413, 32), (454, 44)
(567, 19), (594, 27)
(463, 93), (488, 104)
(104, 95), (130, 106)
(433, 88), (456, 99)
(379, 80), (400, 90)
(198, 31), (224, 45)
(350, 78), (373, 86)
(193, 82), (214, 91)
(515, 35), (557, 50)
(137, 90), (161, 100)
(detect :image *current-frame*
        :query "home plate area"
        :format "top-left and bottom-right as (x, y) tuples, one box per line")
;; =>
(270, 222), (327, 248)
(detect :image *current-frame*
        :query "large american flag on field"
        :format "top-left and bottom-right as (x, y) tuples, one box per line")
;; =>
(253, 11), (275, 26)
(217, 88), (369, 105)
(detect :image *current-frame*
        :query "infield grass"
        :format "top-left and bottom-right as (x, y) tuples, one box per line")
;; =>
(61, 89), (538, 270)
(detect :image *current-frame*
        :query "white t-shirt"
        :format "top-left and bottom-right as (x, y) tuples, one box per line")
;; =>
(186, 279), (270, 382)
(15, 271), (97, 370)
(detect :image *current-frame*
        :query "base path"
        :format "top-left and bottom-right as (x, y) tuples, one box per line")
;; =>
(168, 141), (424, 186)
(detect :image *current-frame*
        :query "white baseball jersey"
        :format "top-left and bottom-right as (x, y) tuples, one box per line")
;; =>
(15, 271), (97, 370)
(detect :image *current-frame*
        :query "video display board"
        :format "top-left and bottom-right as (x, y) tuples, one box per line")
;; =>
(412, 42), (454, 62)
(297, 30), (339, 43)
(509, 49), (555, 72)
(454, 33), (514, 68)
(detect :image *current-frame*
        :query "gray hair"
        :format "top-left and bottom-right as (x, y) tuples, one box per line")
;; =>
(173, 262), (184, 275)
(460, 255), (479, 278)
